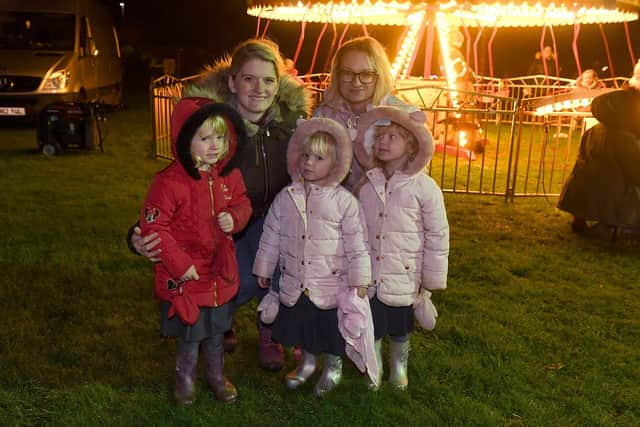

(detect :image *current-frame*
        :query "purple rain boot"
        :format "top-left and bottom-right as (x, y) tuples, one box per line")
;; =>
(174, 341), (199, 406)
(258, 326), (284, 371)
(202, 338), (238, 403)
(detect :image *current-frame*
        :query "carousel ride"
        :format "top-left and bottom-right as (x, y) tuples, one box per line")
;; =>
(246, 1), (638, 87)
(246, 1), (639, 160)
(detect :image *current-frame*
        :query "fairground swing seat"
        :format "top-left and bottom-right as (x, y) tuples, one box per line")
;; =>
(151, 1), (639, 199)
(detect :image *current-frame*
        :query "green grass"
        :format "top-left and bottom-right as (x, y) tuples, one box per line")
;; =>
(1, 93), (639, 426)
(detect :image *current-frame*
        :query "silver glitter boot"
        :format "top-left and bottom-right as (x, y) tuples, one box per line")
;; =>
(389, 339), (410, 390)
(313, 354), (342, 397)
(367, 339), (383, 391)
(285, 350), (317, 390)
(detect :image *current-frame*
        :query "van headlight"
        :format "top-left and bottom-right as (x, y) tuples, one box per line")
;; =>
(43, 70), (71, 90)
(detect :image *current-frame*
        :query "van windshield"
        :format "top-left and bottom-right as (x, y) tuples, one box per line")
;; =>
(0, 12), (75, 50)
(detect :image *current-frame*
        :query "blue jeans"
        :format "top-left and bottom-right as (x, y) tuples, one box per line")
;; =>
(233, 216), (280, 326)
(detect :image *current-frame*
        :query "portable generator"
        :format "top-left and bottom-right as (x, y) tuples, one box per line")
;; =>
(37, 102), (103, 156)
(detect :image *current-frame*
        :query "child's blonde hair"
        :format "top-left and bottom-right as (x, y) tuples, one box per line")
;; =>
(302, 131), (337, 161)
(373, 122), (418, 167)
(195, 115), (230, 161)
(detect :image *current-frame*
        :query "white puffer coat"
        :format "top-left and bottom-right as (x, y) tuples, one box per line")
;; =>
(253, 118), (371, 309)
(354, 107), (449, 307)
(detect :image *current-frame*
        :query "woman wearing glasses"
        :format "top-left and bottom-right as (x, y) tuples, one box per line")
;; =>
(314, 36), (416, 191)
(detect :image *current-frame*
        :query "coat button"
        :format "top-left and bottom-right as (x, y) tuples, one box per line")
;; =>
(376, 256), (380, 261)
(332, 270), (337, 275)
(373, 280), (377, 284)
(405, 266), (410, 270)
(375, 235), (380, 239)
(379, 213), (383, 217)
(301, 261), (305, 265)
(301, 235), (305, 239)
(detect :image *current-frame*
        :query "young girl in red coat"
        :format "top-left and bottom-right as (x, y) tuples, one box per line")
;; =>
(140, 98), (252, 405)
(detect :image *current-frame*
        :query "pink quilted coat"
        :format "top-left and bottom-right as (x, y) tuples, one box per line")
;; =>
(354, 106), (450, 307)
(253, 117), (372, 309)
(314, 94), (417, 191)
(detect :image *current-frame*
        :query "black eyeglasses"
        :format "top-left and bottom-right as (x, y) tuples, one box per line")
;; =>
(338, 69), (378, 84)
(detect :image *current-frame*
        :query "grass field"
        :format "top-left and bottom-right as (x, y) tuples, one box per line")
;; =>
(1, 93), (638, 426)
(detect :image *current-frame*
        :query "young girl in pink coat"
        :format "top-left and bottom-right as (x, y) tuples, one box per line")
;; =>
(354, 106), (450, 390)
(253, 117), (372, 397)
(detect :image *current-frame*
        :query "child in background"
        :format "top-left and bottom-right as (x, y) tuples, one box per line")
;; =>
(353, 106), (450, 390)
(253, 117), (373, 397)
(140, 98), (252, 405)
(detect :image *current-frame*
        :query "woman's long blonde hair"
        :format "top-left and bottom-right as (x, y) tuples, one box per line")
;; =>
(322, 36), (394, 107)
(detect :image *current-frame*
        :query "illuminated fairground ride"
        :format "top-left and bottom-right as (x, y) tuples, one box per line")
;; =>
(241, 1), (640, 197)
(151, 1), (639, 197)
(246, 1), (639, 105)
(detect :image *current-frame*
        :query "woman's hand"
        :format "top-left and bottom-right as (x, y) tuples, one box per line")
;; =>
(180, 265), (199, 282)
(357, 287), (367, 299)
(217, 212), (234, 233)
(132, 226), (162, 262)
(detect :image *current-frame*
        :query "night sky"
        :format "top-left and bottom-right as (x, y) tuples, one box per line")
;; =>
(112, 1), (640, 79)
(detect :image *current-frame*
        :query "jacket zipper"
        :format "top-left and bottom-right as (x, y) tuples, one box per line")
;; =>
(208, 174), (218, 307)
(260, 129), (270, 204)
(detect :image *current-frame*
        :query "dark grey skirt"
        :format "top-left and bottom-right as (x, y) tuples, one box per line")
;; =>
(159, 301), (232, 342)
(370, 295), (414, 340)
(271, 294), (346, 356)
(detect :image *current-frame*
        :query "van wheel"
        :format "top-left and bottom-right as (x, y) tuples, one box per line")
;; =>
(42, 143), (59, 156)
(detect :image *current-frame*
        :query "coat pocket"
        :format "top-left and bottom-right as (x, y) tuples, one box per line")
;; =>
(214, 236), (239, 288)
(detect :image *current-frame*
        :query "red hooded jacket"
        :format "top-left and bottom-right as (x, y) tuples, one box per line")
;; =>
(140, 98), (252, 324)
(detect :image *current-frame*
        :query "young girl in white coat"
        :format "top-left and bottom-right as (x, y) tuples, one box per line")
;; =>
(253, 117), (372, 397)
(354, 106), (450, 390)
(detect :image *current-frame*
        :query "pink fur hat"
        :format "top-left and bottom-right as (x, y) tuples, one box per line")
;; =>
(353, 106), (433, 176)
(287, 117), (353, 186)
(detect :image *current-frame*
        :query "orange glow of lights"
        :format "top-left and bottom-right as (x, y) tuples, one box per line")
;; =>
(248, 1), (638, 27)
(436, 12), (460, 107)
(445, 2), (638, 27)
(391, 11), (425, 78)
(533, 96), (596, 115)
(458, 130), (468, 147)
(247, 1), (413, 25)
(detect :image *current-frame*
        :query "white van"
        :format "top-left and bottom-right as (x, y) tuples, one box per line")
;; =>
(0, 0), (122, 121)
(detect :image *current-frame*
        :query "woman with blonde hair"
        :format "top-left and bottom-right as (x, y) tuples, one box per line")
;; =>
(314, 36), (417, 191)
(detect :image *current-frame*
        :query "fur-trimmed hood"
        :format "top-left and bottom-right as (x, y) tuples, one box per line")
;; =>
(353, 106), (433, 176)
(287, 117), (352, 187)
(183, 56), (313, 134)
(171, 98), (248, 179)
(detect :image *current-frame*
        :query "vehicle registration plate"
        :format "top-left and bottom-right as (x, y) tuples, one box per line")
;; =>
(0, 107), (26, 116)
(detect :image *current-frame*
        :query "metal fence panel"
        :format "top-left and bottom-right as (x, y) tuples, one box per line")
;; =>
(150, 74), (627, 199)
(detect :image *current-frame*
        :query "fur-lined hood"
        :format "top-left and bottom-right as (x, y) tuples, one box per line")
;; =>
(171, 98), (247, 179)
(353, 106), (433, 176)
(287, 117), (352, 187)
(183, 56), (313, 133)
